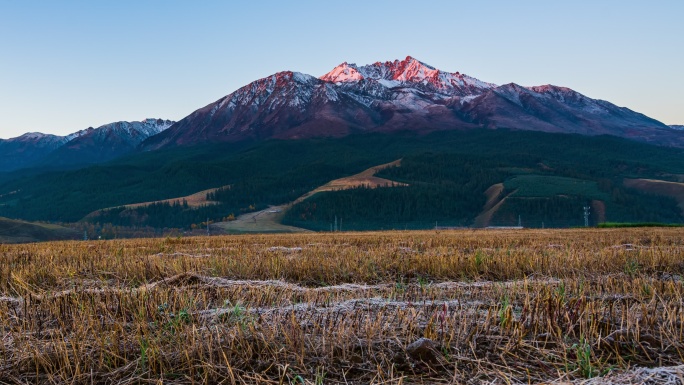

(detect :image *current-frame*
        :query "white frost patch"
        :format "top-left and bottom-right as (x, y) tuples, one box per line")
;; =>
(571, 365), (684, 385)
(267, 246), (303, 253)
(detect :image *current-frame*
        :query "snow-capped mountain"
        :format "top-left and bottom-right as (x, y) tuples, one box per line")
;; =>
(44, 118), (174, 168)
(0, 133), (71, 172)
(142, 56), (682, 150)
(320, 57), (496, 95)
(0, 119), (173, 172)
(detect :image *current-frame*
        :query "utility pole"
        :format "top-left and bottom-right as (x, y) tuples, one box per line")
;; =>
(83, 230), (88, 241)
(207, 217), (210, 236)
(334, 216), (338, 232)
(583, 206), (590, 227)
(518, 215), (522, 227)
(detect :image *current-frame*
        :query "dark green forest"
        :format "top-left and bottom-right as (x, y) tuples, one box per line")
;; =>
(283, 149), (684, 230)
(0, 129), (682, 231)
(283, 153), (506, 230)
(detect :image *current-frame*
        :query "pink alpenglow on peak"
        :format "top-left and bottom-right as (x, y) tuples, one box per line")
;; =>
(140, 56), (683, 150)
(319, 62), (365, 83)
(320, 56), (496, 94)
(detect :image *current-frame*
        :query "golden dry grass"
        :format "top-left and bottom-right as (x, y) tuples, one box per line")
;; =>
(0, 228), (683, 384)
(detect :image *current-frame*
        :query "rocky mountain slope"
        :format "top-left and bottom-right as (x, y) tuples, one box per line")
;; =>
(142, 56), (683, 149)
(0, 119), (173, 172)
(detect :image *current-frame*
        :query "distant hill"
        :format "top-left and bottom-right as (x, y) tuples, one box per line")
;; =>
(0, 133), (69, 172)
(0, 217), (79, 243)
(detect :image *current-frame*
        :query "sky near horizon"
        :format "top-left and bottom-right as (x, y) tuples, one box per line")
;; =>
(0, 1), (682, 139)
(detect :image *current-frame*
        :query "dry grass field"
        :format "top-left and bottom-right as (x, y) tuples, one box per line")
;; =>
(1, 228), (683, 384)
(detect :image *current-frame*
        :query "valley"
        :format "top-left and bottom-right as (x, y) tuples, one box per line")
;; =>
(1, 129), (682, 237)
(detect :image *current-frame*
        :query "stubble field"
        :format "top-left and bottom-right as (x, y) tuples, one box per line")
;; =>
(1, 229), (683, 384)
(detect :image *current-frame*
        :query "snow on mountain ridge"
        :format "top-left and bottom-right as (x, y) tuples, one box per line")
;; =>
(319, 62), (365, 83)
(16, 132), (55, 140)
(320, 56), (497, 95)
(141, 55), (682, 150)
(527, 85), (612, 114)
(60, 118), (173, 144)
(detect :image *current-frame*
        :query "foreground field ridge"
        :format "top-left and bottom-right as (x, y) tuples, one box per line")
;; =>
(1, 228), (682, 384)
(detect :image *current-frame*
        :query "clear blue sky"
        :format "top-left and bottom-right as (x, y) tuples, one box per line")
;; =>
(1, 0), (682, 139)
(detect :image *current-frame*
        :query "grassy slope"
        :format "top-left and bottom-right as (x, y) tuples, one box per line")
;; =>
(504, 175), (609, 199)
(473, 183), (512, 227)
(291, 159), (406, 204)
(84, 185), (229, 221)
(213, 160), (404, 234)
(0, 217), (79, 243)
(624, 178), (684, 214)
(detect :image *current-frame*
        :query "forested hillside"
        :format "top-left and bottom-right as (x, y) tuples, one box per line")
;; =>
(1, 129), (683, 231)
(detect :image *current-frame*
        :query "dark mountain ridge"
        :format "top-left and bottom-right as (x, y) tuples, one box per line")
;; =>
(0, 118), (174, 172)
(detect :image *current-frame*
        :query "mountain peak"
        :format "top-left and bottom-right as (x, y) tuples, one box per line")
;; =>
(17, 132), (52, 140)
(320, 62), (364, 83)
(140, 56), (682, 151)
(319, 56), (496, 93)
(388, 56), (438, 81)
(274, 71), (316, 85)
